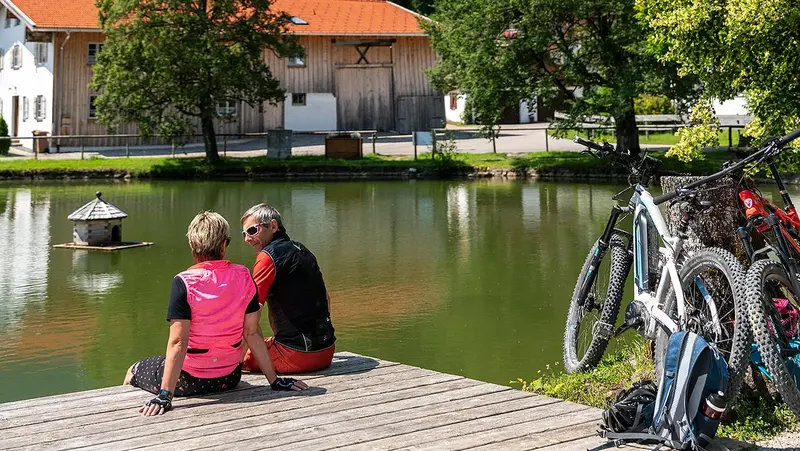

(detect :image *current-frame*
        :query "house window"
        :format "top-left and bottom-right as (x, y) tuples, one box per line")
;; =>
(216, 101), (237, 117)
(449, 93), (459, 110)
(11, 44), (21, 69)
(88, 43), (103, 65)
(34, 95), (45, 121)
(34, 43), (47, 66)
(89, 95), (98, 120)
(291, 93), (306, 106)
(288, 48), (306, 67)
(22, 96), (28, 121)
(5, 11), (20, 28)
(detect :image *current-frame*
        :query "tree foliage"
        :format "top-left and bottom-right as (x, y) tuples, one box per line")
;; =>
(666, 98), (719, 162)
(91, 0), (300, 163)
(425, 0), (700, 156)
(0, 116), (9, 155)
(638, 0), (800, 141)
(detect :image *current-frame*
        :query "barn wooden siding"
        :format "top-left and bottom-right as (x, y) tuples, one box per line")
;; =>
(53, 33), (442, 146)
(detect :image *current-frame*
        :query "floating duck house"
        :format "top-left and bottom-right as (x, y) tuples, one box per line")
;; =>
(67, 192), (127, 246)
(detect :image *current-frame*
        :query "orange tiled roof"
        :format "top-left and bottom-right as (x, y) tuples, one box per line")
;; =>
(5, 0), (426, 35)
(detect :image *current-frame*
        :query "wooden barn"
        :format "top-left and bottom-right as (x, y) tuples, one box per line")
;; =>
(0, 0), (444, 149)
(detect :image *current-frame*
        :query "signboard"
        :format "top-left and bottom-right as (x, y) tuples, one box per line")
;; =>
(413, 131), (433, 146)
(25, 31), (52, 43)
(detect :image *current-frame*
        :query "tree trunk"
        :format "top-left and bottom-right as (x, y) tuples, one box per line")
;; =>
(659, 175), (745, 259)
(200, 106), (220, 164)
(614, 104), (641, 158)
(660, 175), (773, 398)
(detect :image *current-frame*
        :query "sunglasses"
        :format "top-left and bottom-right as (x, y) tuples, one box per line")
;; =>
(242, 223), (267, 238)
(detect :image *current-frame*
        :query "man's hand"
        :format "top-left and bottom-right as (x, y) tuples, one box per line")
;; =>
(139, 389), (173, 416)
(270, 377), (309, 391)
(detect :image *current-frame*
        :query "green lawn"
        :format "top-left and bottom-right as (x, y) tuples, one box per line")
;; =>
(549, 128), (745, 147)
(0, 149), (746, 178)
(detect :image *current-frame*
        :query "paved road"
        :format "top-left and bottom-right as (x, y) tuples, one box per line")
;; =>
(3, 125), (672, 161)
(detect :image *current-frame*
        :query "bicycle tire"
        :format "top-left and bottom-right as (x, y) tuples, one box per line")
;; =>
(745, 259), (800, 417)
(654, 247), (750, 406)
(563, 233), (631, 373)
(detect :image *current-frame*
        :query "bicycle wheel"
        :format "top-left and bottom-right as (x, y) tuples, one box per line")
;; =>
(654, 247), (750, 406)
(563, 233), (631, 373)
(745, 259), (800, 416)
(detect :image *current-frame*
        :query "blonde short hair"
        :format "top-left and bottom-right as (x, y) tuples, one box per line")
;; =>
(186, 211), (230, 261)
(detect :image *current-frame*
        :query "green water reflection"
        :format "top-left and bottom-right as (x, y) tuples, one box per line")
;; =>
(0, 179), (635, 402)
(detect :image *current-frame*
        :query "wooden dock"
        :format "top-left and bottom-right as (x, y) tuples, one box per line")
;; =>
(0, 352), (755, 450)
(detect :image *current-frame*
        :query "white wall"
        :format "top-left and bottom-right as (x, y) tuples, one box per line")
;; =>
(712, 95), (748, 116)
(445, 92), (467, 123)
(519, 99), (537, 123)
(284, 93), (337, 132)
(0, 8), (55, 148)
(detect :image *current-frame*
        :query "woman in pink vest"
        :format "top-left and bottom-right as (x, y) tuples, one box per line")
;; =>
(123, 211), (308, 416)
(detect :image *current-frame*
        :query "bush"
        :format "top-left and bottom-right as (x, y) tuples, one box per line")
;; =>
(0, 116), (9, 155)
(634, 94), (675, 115)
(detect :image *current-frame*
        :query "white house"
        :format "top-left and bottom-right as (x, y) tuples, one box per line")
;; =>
(0, 6), (54, 141)
(445, 91), (539, 125)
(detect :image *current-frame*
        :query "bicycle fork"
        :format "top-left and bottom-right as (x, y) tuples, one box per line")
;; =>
(576, 206), (628, 307)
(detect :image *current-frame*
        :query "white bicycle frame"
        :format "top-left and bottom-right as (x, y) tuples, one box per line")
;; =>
(629, 186), (723, 339)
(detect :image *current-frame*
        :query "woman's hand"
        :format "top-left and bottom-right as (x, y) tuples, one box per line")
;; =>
(270, 377), (309, 391)
(139, 389), (173, 416)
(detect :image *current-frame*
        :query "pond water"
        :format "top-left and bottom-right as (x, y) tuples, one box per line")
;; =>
(0, 179), (644, 402)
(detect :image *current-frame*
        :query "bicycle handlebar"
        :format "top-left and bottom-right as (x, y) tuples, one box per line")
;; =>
(778, 128), (800, 147)
(653, 127), (800, 205)
(573, 136), (606, 153)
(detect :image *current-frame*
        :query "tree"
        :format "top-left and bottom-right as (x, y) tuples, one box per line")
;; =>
(0, 116), (8, 155)
(91, 0), (300, 164)
(424, 0), (700, 156)
(393, 0), (435, 15)
(638, 0), (800, 140)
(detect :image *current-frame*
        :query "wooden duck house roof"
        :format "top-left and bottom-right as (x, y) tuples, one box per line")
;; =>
(68, 192), (128, 221)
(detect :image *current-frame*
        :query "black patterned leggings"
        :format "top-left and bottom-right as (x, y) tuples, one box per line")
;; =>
(129, 355), (242, 397)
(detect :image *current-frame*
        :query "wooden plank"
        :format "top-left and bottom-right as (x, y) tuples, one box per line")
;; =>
(527, 434), (611, 451)
(338, 400), (598, 450)
(0, 356), (401, 428)
(447, 417), (601, 451)
(335, 64), (394, 69)
(77, 380), (510, 451)
(0, 352), (389, 419)
(1, 363), (424, 446)
(9, 371), (468, 451)
(208, 390), (555, 451)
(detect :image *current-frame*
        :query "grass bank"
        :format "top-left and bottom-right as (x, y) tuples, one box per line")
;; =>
(520, 340), (799, 443)
(549, 128), (742, 147)
(0, 149), (743, 180)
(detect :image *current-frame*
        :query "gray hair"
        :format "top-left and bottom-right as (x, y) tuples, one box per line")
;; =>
(186, 211), (230, 261)
(241, 203), (285, 231)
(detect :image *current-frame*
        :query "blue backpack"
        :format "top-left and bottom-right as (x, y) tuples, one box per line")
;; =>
(602, 331), (729, 450)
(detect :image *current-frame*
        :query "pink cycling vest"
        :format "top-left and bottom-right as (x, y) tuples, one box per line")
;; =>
(177, 260), (256, 378)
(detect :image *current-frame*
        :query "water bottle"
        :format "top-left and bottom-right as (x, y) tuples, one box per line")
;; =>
(701, 391), (727, 421)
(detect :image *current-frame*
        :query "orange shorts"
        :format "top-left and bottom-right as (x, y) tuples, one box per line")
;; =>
(242, 336), (335, 374)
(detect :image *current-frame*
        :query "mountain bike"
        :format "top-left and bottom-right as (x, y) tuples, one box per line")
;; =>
(736, 129), (800, 416)
(564, 136), (753, 405)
